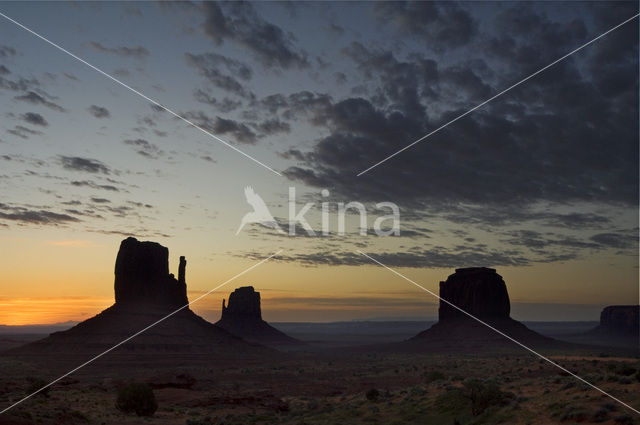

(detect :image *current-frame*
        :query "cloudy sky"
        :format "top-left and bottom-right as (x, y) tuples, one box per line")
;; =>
(0, 1), (637, 325)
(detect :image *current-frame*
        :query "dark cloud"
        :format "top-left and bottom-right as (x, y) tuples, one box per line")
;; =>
(20, 112), (48, 127)
(87, 105), (110, 118)
(193, 89), (242, 112)
(70, 180), (119, 192)
(90, 197), (110, 204)
(278, 148), (306, 161)
(7, 125), (42, 139)
(123, 138), (163, 159)
(484, 7), (589, 80)
(374, 1), (477, 50)
(127, 201), (153, 209)
(256, 90), (333, 123)
(0, 203), (79, 225)
(0, 45), (16, 58)
(0, 73), (34, 92)
(90, 41), (150, 59)
(254, 118), (290, 136)
(185, 52), (254, 99)
(282, 23), (638, 215)
(150, 103), (165, 113)
(60, 156), (110, 174)
(501, 230), (600, 251)
(430, 205), (612, 230)
(63, 72), (79, 81)
(327, 23), (345, 36)
(14, 91), (65, 112)
(103, 205), (134, 218)
(242, 247), (530, 268)
(182, 111), (257, 144)
(87, 228), (171, 238)
(590, 232), (638, 250)
(201, 2), (308, 69)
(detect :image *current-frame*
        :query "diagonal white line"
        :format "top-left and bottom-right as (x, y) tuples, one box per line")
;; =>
(357, 13), (640, 176)
(0, 249), (283, 415)
(357, 250), (640, 415)
(0, 11), (282, 177)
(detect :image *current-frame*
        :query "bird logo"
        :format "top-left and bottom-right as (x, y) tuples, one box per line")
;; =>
(236, 186), (284, 235)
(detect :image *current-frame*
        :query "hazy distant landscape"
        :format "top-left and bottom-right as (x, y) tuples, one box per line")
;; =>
(0, 319), (604, 350)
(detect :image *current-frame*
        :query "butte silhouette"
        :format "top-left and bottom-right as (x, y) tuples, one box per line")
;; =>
(216, 286), (300, 346)
(409, 267), (556, 349)
(9, 237), (267, 358)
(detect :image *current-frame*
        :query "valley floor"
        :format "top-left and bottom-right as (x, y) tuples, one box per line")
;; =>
(0, 348), (639, 425)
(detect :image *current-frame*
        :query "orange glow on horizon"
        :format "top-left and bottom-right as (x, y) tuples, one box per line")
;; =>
(0, 297), (112, 326)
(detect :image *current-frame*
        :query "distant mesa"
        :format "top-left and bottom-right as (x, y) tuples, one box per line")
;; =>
(591, 305), (639, 336)
(411, 267), (554, 347)
(216, 286), (300, 346)
(438, 267), (510, 320)
(8, 238), (267, 357)
(222, 286), (262, 320)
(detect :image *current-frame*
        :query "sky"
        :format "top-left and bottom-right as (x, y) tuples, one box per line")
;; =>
(0, 1), (638, 325)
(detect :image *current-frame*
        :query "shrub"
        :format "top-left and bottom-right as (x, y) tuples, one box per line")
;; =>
(116, 383), (157, 416)
(26, 377), (50, 398)
(616, 366), (636, 376)
(462, 379), (512, 416)
(559, 406), (588, 422)
(614, 413), (635, 425)
(424, 370), (445, 383)
(592, 406), (610, 423)
(365, 388), (380, 402)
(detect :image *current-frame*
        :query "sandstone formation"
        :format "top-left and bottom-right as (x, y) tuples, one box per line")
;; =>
(8, 238), (268, 358)
(411, 267), (555, 348)
(592, 305), (639, 336)
(222, 286), (262, 320)
(114, 237), (187, 307)
(438, 267), (510, 320)
(216, 287), (300, 345)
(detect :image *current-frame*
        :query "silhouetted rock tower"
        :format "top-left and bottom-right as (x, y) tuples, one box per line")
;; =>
(217, 286), (299, 345)
(114, 237), (188, 308)
(439, 267), (510, 320)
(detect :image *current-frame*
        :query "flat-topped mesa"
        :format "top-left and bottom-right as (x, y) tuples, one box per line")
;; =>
(596, 305), (639, 336)
(439, 267), (510, 320)
(216, 286), (300, 345)
(221, 286), (262, 320)
(411, 267), (555, 347)
(114, 237), (188, 308)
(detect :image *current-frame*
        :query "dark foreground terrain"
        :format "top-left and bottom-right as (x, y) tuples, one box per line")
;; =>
(0, 337), (638, 425)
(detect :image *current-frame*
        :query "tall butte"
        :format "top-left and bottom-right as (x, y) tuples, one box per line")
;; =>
(114, 237), (187, 307)
(8, 238), (268, 358)
(410, 267), (555, 348)
(216, 286), (300, 346)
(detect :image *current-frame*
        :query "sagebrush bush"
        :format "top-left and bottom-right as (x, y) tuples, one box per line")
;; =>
(424, 370), (445, 383)
(365, 388), (380, 402)
(463, 378), (513, 416)
(26, 377), (50, 398)
(116, 382), (157, 416)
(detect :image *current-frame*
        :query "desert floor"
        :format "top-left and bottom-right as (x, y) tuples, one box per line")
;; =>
(0, 345), (639, 425)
